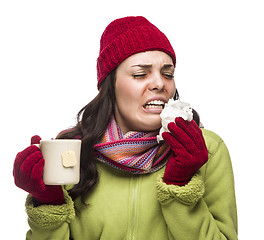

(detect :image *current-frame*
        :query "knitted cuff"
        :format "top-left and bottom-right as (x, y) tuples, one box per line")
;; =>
(156, 171), (205, 205)
(26, 189), (75, 230)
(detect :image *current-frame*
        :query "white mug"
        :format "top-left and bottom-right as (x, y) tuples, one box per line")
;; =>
(38, 139), (81, 185)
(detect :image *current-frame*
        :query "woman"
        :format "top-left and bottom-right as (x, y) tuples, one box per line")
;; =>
(13, 16), (238, 239)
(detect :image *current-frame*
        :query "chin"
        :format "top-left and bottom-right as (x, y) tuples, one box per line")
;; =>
(138, 119), (162, 132)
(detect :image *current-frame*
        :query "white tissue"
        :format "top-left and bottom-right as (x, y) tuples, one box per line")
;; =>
(157, 99), (193, 142)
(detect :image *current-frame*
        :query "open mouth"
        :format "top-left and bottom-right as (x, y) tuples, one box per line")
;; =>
(143, 100), (165, 110)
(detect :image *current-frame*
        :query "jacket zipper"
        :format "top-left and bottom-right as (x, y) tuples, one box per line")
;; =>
(128, 176), (139, 240)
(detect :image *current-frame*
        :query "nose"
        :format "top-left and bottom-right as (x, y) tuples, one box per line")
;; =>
(148, 73), (165, 92)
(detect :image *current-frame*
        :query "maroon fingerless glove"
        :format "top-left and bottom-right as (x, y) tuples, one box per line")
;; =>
(162, 118), (208, 186)
(13, 135), (64, 205)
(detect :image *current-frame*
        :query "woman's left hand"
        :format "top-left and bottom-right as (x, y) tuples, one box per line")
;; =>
(162, 118), (208, 186)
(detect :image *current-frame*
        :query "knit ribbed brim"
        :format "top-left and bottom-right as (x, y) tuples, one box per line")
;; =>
(96, 16), (176, 89)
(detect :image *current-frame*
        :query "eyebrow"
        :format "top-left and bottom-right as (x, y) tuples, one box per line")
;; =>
(131, 64), (152, 68)
(162, 64), (174, 70)
(131, 64), (174, 70)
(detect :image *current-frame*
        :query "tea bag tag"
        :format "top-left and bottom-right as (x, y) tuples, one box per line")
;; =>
(61, 150), (76, 168)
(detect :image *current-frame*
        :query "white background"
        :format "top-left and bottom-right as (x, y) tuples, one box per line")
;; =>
(1, 0), (263, 239)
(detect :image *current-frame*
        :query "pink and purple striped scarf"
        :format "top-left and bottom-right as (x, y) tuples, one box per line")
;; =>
(94, 116), (170, 174)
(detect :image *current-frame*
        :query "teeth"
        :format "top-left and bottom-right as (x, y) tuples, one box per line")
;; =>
(144, 100), (165, 109)
(145, 105), (163, 109)
(146, 100), (165, 105)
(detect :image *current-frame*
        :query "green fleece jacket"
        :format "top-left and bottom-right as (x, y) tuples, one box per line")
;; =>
(25, 129), (238, 239)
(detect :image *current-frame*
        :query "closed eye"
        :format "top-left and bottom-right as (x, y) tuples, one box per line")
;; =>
(163, 74), (174, 80)
(133, 74), (147, 78)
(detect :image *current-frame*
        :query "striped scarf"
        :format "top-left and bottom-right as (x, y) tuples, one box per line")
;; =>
(94, 116), (170, 174)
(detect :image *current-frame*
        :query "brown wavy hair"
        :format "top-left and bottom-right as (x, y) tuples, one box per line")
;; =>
(58, 69), (199, 204)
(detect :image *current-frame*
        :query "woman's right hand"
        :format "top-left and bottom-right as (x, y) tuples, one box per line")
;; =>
(13, 135), (65, 205)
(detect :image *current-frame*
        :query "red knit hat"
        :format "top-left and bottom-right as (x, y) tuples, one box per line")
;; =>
(96, 16), (176, 89)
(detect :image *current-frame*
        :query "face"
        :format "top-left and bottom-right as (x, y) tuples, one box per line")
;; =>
(114, 51), (176, 133)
